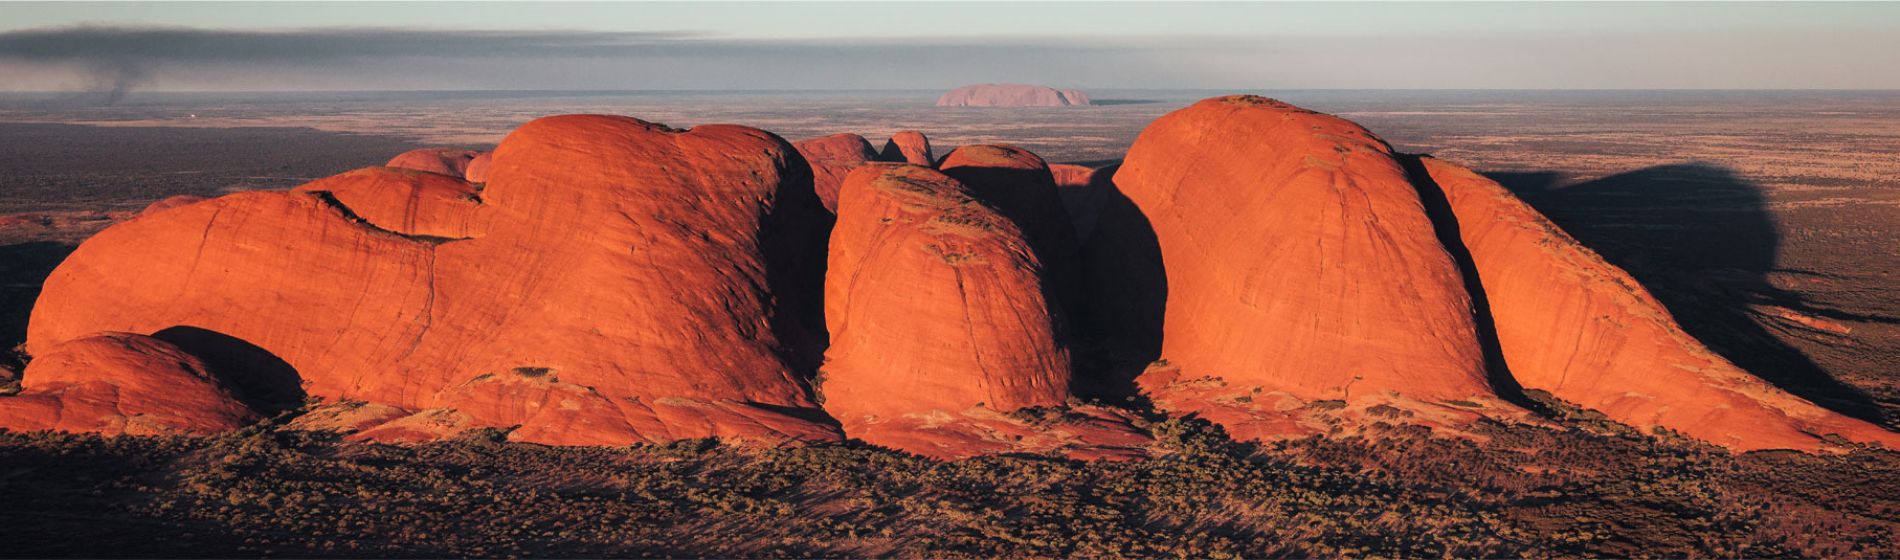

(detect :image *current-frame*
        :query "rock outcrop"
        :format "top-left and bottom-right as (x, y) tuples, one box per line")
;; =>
(139, 195), (208, 216)
(938, 145), (1086, 320)
(291, 167), (490, 239)
(793, 133), (880, 212)
(1413, 156), (1900, 451)
(385, 148), (483, 179)
(936, 84), (1090, 107)
(0, 333), (257, 435)
(17, 115), (838, 446)
(1113, 96), (1507, 440)
(820, 164), (1145, 459)
(464, 152), (494, 183)
(877, 131), (934, 166)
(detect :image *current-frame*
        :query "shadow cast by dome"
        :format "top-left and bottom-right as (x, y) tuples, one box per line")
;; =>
(1486, 163), (1888, 425)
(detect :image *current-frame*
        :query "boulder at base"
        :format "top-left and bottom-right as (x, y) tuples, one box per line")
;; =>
(0, 333), (258, 436)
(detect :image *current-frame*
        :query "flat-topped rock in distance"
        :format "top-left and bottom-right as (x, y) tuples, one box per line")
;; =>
(936, 84), (1091, 107)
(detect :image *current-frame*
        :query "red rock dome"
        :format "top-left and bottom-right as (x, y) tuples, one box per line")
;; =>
(385, 148), (483, 179)
(0, 333), (257, 435)
(877, 131), (934, 165)
(792, 133), (880, 212)
(1116, 96), (1505, 440)
(18, 115), (838, 446)
(1415, 155), (1900, 451)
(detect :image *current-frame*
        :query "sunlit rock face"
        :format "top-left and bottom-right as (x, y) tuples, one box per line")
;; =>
(18, 115), (840, 447)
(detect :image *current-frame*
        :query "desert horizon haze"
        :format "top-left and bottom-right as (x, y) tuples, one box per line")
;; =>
(3, 1), (1900, 558)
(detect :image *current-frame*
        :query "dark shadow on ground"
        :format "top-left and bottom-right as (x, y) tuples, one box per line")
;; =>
(1487, 163), (1888, 425)
(0, 242), (76, 358)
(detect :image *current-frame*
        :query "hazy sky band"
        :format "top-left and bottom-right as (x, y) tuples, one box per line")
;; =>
(2, 1), (1897, 91)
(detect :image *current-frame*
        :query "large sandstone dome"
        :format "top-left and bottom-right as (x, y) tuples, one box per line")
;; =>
(2, 96), (1894, 456)
(14, 115), (839, 446)
(936, 84), (1091, 107)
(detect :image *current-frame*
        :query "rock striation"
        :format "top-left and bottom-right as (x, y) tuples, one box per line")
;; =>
(793, 133), (881, 212)
(1113, 96), (1509, 440)
(17, 115), (838, 446)
(1413, 156), (1900, 451)
(936, 84), (1091, 107)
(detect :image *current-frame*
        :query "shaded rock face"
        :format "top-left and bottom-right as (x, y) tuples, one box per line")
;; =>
(938, 145), (1087, 321)
(1048, 163), (1115, 242)
(1413, 156), (1900, 451)
(1114, 96), (1505, 440)
(792, 133), (880, 212)
(19, 115), (839, 446)
(820, 164), (1147, 459)
(935, 84), (1091, 107)
(386, 148), (484, 179)
(877, 131), (934, 166)
(0, 333), (257, 435)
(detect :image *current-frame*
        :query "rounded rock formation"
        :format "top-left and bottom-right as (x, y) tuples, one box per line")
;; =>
(16, 115), (838, 446)
(386, 148), (483, 179)
(0, 333), (257, 435)
(877, 131), (934, 166)
(936, 84), (1091, 107)
(1114, 96), (1505, 440)
(292, 167), (490, 239)
(1413, 155), (1900, 451)
(821, 163), (1145, 459)
(463, 151), (494, 184)
(792, 133), (880, 212)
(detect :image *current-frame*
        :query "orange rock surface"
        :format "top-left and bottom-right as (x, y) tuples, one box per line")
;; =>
(936, 84), (1091, 107)
(0, 333), (257, 435)
(18, 115), (838, 446)
(463, 151), (494, 183)
(385, 148), (483, 179)
(1415, 156), (1900, 451)
(938, 145), (1086, 317)
(1116, 96), (1503, 440)
(140, 195), (208, 216)
(792, 133), (880, 212)
(292, 167), (490, 239)
(877, 131), (934, 166)
(821, 164), (1143, 458)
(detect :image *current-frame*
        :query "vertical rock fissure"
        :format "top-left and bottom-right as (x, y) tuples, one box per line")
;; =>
(1399, 154), (1546, 414)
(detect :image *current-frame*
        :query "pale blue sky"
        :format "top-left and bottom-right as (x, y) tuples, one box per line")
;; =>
(2, 2), (1898, 91)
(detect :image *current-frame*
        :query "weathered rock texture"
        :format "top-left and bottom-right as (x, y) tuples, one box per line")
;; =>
(292, 167), (490, 239)
(793, 133), (880, 212)
(877, 131), (934, 166)
(938, 145), (1086, 322)
(385, 148), (483, 179)
(820, 163), (1145, 459)
(1414, 156), (1900, 451)
(17, 115), (838, 446)
(936, 84), (1091, 107)
(1116, 96), (1507, 440)
(0, 333), (257, 435)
